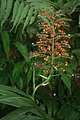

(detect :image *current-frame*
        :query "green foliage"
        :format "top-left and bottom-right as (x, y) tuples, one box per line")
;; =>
(60, 73), (71, 94)
(0, 0), (13, 28)
(57, 103), (80, 120)
(12, 61), (25, 78)
(61, 0), (80, 14)
(1, 31), (10, 60)
(15, 42), (30, 63)
(0, 0), (6, 21)
(0, 0), (57, 32)
(0, 84), (54, 120)
(12, 1), (24, 30)
(0, 0), (80, 120)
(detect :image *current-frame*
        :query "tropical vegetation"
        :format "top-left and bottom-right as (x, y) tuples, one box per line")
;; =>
(0, 0), (80, 120)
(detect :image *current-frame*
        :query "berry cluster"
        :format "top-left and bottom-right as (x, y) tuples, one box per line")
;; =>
(32, 10), (70, 72)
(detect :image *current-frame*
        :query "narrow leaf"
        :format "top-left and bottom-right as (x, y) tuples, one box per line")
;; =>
(72, 49), (80, 53)
(61, 73), (71, 93)
(13, 61), (25, 78)
(55, 18), (72, 23)
(22, 7), (34, 32)
(1, 0), (13, 28)
(1, 31), (10, 60)
(0, 107), (31, 120)
(15, 42), (30, 62)
(11, 0), (19, 22)
(0, 96), (34, 107)
(0, 84), (31, 99)
(16, 5), (29, 27)
(0, 0), (6, 21)
(12, 2), (24, 29)
(29, 10), (37, 25)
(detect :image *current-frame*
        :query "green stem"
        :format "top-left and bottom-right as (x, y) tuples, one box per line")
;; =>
(32, 75), (51, 98)
(33, 66), (36, 92)
(32, 25), (56, 98)
(51, 26), (55, 74)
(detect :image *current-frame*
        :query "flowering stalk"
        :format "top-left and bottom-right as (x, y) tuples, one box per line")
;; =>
(51, 26), (55, 74)
(31, 9), (71, 96)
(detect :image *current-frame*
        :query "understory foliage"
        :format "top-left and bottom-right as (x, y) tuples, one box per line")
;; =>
(0, 0), (80, 120)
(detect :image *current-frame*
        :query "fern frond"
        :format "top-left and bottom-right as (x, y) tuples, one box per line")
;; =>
(15, 42), (30, 63)
(12, 2), (24, 30)
(1, 31), (10, 60)
(16, 5), (29, 27)
(11, 0), (20, 22)
(29, 9), (37, 25)
(1, 0), (13, 28)
(22, 7), (34, 32)
(61, 0), (80, 14)
(0, 0), (58, 32)
(0, 0), (7, 21)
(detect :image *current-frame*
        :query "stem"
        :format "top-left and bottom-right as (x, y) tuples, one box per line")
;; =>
(32, 25), (56, 98)
(51, 26), (55, 74)
(33, 66), (36, 92)
(32, 75), (51, 98)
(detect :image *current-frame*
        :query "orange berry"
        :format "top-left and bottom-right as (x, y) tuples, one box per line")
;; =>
(53, 51), (59, 56)
(61, 68), (65, 71)
(47, 45), (51, 50)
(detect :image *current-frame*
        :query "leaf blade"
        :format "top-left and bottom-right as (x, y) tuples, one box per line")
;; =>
(15, 42), (30, 62)
(1, 31), (10, 60)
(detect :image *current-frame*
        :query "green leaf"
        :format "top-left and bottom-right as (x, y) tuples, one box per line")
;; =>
(0, 0), (7, 21)
(11, 0), (19, 22)
(29, 10), (37, 25)
(0, 109), (44, 120)
(0, 85), (34, 107)
(27, 27), (37, 38)
(13, 61), (25, 78)
(15, 42), (30, 62)
(40, 16), (51, 28)
(1, 0), (13, 28)
(70, 55), (78, 70)
(0, 84), (31, 98)
(58, 82), (65, 97)
(16, 77), (23, 90)
(19, 115), (44, 120)
(0, 107), (31, 120)
(61, 73), (71, 93)
(1, 31), (10, 60)
(22, 7), (34, 32)
(0, 96), (34, 107)
(57, 103), (72, 119)
(16, 5), (29, 27)
(65, 110), (80, 120)
(27, 66), (33, 82)
(57, 0), (64, 7)
(12, 2), (24, 29)
(55, 18), (72, 23)
(72, 49), (80, 53)
(0, 85), (53, 120)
